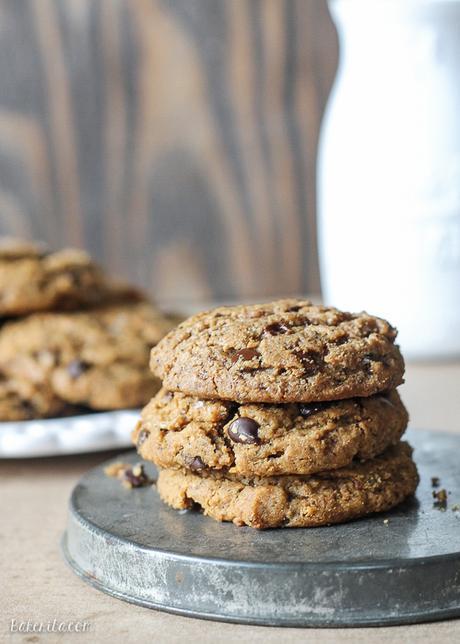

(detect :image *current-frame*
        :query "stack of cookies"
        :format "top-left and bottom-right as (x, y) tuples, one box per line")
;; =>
(133, 299), (419, 529)
(0, 238), (179, 420)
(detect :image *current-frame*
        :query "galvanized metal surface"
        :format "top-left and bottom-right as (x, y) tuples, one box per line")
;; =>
(62, 429), (460, 627)
(0, 409), (138, 458)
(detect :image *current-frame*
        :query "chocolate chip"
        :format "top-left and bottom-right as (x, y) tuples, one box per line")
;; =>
(185, 455), (206, 472)
(287, 305), (301, 312)
(227, 417), (260, 444)
(264, 322), (289, 336)
(366, 351), (380, 359)
(360, 320), (379, 336)
(137, 429), (150, 447)
(67, 359), (90, 378)
(362, 353), (381, 372)
(20, 400), (35, 417)
(267, 451), (284, 460)
(294, 350), (324, 377)
(298, 401), (329, 418)
(231, 348), (259, 363)
(68, 269), (85, 288)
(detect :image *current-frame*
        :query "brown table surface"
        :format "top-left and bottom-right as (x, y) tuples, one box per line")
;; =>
(2, 361), (460, 644)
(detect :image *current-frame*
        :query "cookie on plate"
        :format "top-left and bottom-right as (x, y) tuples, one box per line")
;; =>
(157, 442), (418, 529)
(134, 388), (408, 477)
(0, 302), (178, 416)
(0, 237), (111, 316)
(0, 374), (76, 421)
(150, 299), (404, 403)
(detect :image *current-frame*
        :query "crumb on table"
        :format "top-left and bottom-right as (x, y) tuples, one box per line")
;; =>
(104, 461), (155, 488)
(432, 488), (448, 511)
(104, 461), (130, 478)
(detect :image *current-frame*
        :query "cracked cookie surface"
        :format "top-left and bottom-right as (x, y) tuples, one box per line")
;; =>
(157, 442), (418, 529)
(134, 388), (408, 476)
(150, 299), (404, 403)
(0, 238), (112, 316)
(0, 302), (178, 418)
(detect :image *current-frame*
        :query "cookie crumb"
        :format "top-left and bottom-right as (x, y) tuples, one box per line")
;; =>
(104, 461), (130, 478)
(431, 477), (440, 488)
(433, 488), (448, 511)
(383, 519), (389, 525)
(123, 463), (154, 488)
(451, 505), (459, 512)
(105, 461), (155, 488)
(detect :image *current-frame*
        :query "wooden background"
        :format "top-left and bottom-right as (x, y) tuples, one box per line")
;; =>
(0, 0), (338, 305)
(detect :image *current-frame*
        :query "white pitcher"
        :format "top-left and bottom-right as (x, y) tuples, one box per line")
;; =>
(317, 0), (460, 359)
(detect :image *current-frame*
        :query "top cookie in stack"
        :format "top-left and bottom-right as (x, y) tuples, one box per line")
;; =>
(0, 238), (179, 420)
(134, 299), (418, 529)
(150, 299), (404, 402)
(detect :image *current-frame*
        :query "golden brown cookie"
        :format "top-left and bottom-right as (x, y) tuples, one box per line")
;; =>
(0, 374), (73, 420)
(133, 388), (408, 477)
(150, 299), (404, 403)
(0, 302), (178, 417)
(157, 442), (418, 529)
(0, 238), (111, 316)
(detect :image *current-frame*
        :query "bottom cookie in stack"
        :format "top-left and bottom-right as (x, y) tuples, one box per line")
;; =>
(133, 388), (418, 529)
(156, 442), (418, 529)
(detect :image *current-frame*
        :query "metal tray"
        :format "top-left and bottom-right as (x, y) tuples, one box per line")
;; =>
(62, 428), (460, 627)
(0, 409), (139, 458)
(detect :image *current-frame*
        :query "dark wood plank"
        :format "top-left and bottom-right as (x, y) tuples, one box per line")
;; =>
(0, 0), (338, 304)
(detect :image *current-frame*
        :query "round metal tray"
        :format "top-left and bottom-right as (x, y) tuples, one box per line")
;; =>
(0, 409), (139, 458)
(62, 429), (460, 627)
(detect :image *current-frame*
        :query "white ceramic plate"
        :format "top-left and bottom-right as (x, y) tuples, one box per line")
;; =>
(0, 409), (140, 458)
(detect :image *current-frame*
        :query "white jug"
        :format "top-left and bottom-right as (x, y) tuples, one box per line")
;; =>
(317, 0), (460, 359)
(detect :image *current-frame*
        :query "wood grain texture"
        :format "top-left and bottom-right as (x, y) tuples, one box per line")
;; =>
(0, 0), (338, 305)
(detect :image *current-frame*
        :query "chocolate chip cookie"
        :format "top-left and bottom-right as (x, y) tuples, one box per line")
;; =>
(157, 441), (418, 529)
(150, 299), (404, 403)
(0, 238), (111, 316)
(0, 374), (76, 420)
(134, 389), (408, 477)
(0, 302), (178, 417)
